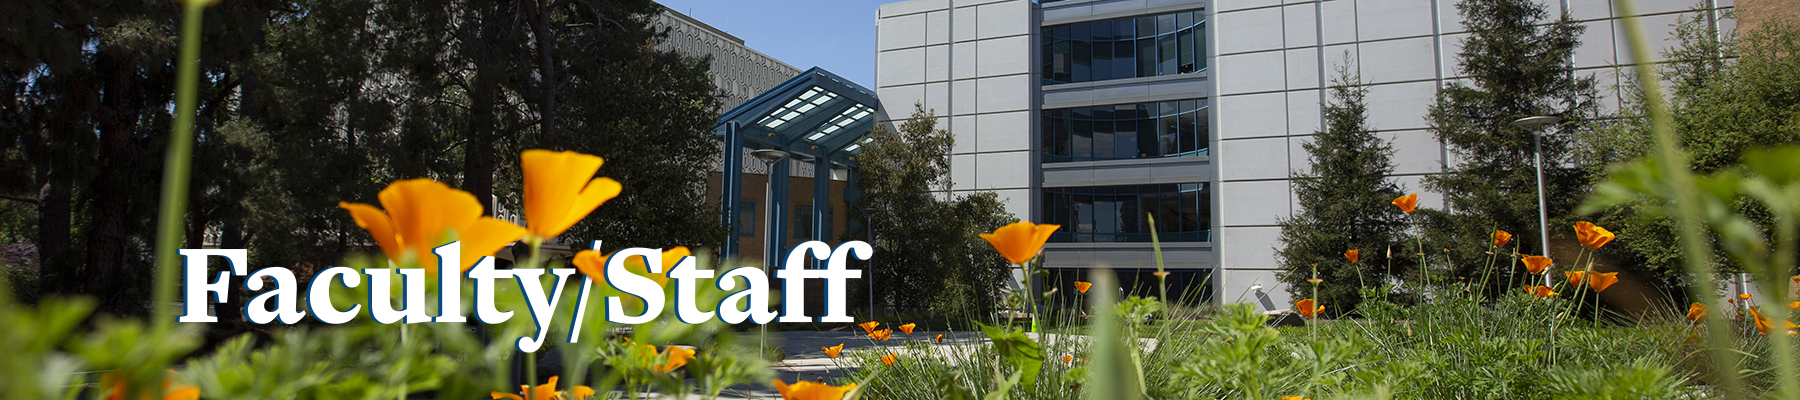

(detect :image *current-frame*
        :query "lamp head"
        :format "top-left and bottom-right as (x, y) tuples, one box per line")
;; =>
(1510, 116), (1562, 132)
(749, 149), (791, 163)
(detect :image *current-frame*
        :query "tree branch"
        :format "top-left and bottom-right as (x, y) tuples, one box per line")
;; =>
(0, 194), (40, 205)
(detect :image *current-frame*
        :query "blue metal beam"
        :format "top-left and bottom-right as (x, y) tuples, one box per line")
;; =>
(765, 158), (790, 268)
(721, 122), (744, 258)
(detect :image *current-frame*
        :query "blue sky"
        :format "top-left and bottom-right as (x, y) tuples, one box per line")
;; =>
(654, 0), (891, 89)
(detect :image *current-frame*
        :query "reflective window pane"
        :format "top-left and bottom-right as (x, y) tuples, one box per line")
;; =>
(1042, 183), (1212, 243)
(1043, 9), (1206, 85)
(1042, 99), (1210, 163)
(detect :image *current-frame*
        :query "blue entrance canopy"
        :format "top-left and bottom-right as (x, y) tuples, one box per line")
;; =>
(715, 67), (880, 264)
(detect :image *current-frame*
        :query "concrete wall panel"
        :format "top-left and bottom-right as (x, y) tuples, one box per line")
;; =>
(1218, 92), (1288, 139)
(1217, 51), (1289, 95)
(977, 111), (1032, 153)
(1218, 7), (1288, 55)
(1219, 180), (1292, 227)
(1364, 81), (1436, 131)
(1358, 36), (1438, 84)
(1357, 0), (1437, 41)
(1220, 137), (1292, 181)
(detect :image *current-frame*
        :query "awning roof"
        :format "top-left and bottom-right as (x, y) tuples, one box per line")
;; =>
(715, 67), (879, 168)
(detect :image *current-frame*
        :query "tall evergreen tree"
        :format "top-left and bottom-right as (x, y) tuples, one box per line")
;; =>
(853, 104), (1014, 318)
(1422, 0), (1598, 291)
(1277, 67), (1410, 314)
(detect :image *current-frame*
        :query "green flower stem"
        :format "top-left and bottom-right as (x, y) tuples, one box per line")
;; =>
(1614, 0), (1747, 396)
(152, 0), (209, 329)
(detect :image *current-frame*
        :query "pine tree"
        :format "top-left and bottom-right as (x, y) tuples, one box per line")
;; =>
(854, 104), (1014, 318)
(1277, 67), (1410, 314)
(1422, 0), (1598, 291)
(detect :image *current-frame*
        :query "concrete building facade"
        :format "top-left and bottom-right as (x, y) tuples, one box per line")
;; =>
(875, 0), (1736, 307)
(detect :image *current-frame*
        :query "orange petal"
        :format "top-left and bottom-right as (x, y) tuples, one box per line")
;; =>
(1391, 194), (1419, 213)
(491, 392), (525, 400)
(1492, 230), (1512, 247)
(568, 386), (596, 400)
(663, 246), (692, 271)
(456, 217), (527, 272)
(898, 323), (916, 335)
(1522, 255), (1553, 274)
(522, 150), (608, 239)
(1564, 271), (1586, 286)
(660, 346), (696, 372)
(1588, 272), (1619, 292)
(164, 386), (201, 400)
(573, 250), (606, 282)
(980, 221), (1061, 265)
(339, 202), (402, 263)
(1344, 249), (1360, 263)
(1687, 302), (1707, 322)
(773, 379), (856, 400)
(1296, 299), (1318, 318)
(1074, 281), (1092, 294)
(379, 179), (483, 260)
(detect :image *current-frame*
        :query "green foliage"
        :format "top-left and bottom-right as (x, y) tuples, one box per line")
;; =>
(1578, 14), (1800, 278)
(978, 322), (1045, 390)
(1277, 66), (1411, 314)
(854, 103), (1015, 318)
(1422, 0), (1601, 293)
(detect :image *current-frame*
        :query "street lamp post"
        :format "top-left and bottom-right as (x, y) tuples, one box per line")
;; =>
(748, 148), (789, 358)
(1511, 115), (1561, 286)
(862, 206), (877, 320)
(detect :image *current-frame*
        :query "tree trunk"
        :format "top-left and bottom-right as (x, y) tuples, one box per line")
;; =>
(84, 50), (144, 313)
(464, 9), (500, 216)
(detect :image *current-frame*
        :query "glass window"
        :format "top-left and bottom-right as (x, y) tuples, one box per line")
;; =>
(794, 205), (813, 238)
(1042, 183), (1212, 243)
(737, 202), (755, 236)
(1043, 10), (1207, 85)
(1041, 99), (1209, 163)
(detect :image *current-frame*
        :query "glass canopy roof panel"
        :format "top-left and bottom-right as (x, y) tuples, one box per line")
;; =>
(714, 67), (882, 166)
(803, 103), (874, 142)
(756, 86), (841, 129)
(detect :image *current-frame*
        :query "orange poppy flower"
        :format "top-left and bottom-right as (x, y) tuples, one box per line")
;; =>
(979, 221), (1062, 264)
(1522, 255), (1553, 274)
(1751, 306), (1772, 335)
(858, 321), (880, 333)
(1687, 303), (1708, 323)
(822, 343), (844, 358)
(1741, 293), (1754, 300)
(1074, 281), (1093, 294)
(880, 354), (898, 366)
(771, 379), (856, 400)
(491, 376), (595, 400)
(1523, 285), (1558, 298)
(1574, 221), (1616, 250)
(1295, 299), (1323, 318)
(1344, 249), (1360, 263)
(870, 329), (893, 341)
(1279, 397), (1312, 400)
(1565, 271), (1587, 287)
(101, 371), (198, 400)
(1392, 194), (1419, 213)
(1586, 272), (1619, 292)
(1792, 276), (1800, 284)
(521, 149), (622, 241)
(339, 179), (526, 273)
(897, 323), (916, 335)
(1061, 355), (1074, 365)
(571, 246), (688, 287)
(659, 346), (696, 372)
(1492, 230), (1512, 247)
(934, 334), (945, 343)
